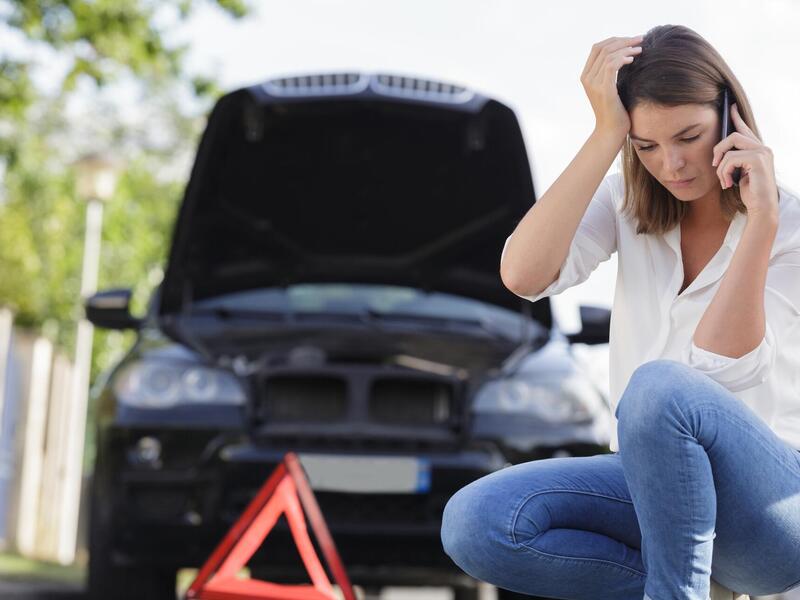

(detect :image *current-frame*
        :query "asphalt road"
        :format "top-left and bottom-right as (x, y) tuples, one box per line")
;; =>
(0, 581), (486, 600)
(3, 580), (797, 600)
(0, 580), (84, 600)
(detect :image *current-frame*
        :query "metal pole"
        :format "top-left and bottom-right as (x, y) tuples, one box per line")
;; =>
(58, 197), (103, 564)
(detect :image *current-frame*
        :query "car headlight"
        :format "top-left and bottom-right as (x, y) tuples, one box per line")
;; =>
(113, 360), (247, 408)
(471, 372), (604, 424)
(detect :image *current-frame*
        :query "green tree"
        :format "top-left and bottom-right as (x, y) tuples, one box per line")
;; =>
(0, 0), (249, 381)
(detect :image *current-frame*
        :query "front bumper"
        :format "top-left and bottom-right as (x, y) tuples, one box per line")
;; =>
(95, 427), (511, 582)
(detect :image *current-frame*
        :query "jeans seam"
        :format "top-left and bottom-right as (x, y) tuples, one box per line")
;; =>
(661, 385), (697, 589)
(670, 398), (800, 591)
(678, 391), (696, 590)
(515, 537), (647, 578)
(509, 488), (635, 546)
(686, 403), (800, 479)
(781, 575), (800, 594)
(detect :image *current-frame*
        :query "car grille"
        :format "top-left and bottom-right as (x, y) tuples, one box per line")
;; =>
(220, 488), (449, 529)
(262, 376), (348, 421)
(315, 490), (450, 526)
(260, 72), (473, 104)
(251, 435), (459, 453)
(131, 488), (189, 521)
(264, 72), (364, 96)
(369, 379), (452, 425)
(258, 374), (456, 427)
(374, 73), (469, 99)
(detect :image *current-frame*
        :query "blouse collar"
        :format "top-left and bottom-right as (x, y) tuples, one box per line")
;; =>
(662, 209), (748, 299)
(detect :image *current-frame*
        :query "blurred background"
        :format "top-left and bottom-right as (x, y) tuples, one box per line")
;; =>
(1, 0), (798, 598)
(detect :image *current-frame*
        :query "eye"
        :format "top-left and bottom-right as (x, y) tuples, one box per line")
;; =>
(637, 135), (701, 153)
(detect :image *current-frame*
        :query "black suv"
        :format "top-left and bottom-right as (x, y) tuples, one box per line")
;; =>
(85, 72), (613, 600)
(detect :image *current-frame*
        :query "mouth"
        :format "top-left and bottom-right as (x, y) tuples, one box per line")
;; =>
(667, 177), (695, 187)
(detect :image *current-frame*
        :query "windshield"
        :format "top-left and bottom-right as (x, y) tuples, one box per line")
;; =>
(190, 283), (544, 342)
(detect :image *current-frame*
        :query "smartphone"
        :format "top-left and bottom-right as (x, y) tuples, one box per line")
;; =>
(721, 88), (742, 186)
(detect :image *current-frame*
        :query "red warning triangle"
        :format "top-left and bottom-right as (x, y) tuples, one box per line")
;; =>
(186, 452), (357, 600)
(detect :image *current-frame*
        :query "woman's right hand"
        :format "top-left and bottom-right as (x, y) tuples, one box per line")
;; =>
(580, 35), (644, 136)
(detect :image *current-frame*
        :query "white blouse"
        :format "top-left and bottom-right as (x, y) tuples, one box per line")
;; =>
(501, 172), (800, 453)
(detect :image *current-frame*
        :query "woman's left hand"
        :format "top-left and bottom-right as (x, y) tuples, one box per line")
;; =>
(711, 102), (779, 219)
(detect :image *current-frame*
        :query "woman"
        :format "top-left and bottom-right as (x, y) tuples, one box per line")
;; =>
(440, 25), (800, 600)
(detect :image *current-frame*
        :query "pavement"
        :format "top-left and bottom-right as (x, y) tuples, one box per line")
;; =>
(0, 580), (85, 600)
(0, 581), (469, 600)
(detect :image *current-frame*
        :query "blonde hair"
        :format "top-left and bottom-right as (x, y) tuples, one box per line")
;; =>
(616, 24), (760, 235)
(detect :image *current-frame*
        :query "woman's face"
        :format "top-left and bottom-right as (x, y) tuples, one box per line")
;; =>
(629, 102), (722, 202)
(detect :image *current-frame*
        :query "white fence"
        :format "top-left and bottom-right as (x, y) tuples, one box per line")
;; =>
(0, 307), (87, 565)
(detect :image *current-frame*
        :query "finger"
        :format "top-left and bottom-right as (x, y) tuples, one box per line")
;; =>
(599, 46), (642, 88)
(717, 151), (738, 186)
(595, 45), (643, 91)
(586, 36), (644, 78)
(716, 150), (751, 188)
(730, 103), (760, 141)
(588, 36), (643, 68)
(712, 132), (762, 167)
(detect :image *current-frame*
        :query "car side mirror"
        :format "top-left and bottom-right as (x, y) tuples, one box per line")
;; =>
(565, 304), (610, 345)
(85, 288), (143, 330)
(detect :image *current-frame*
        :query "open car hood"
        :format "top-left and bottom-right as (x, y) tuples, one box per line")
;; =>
(158, 73), (542, 321)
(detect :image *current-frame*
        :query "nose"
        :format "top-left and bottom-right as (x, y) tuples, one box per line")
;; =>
(664, 148), (687, 176)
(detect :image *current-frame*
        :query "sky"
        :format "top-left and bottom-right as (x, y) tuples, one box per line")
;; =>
(169, 0), (800, 335)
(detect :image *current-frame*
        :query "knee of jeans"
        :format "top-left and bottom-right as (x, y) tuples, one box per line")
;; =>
(616, 359), (686, 426)
(441, 480), (509, 579)
(441, 485), (478, 565)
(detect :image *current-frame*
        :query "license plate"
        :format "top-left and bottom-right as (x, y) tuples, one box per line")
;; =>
(297, 453), (431, 494)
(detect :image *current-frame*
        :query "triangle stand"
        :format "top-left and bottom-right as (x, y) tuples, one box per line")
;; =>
(186, 451), (357, 600)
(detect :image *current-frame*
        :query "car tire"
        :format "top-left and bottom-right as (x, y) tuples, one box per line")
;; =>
(87, 488), (177, 600)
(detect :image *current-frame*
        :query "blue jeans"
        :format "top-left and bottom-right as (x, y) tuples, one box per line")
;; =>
(441, 360), (800, 600)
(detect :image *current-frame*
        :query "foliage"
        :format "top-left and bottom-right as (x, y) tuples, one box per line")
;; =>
(0, 0), (249, 382)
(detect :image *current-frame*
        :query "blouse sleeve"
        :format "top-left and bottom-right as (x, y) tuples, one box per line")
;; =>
(682, 248), (800, 392)
(500, 172), (619, 304)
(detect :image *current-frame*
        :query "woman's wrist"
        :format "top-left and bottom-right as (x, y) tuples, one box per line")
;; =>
(590, 127), (629, 154)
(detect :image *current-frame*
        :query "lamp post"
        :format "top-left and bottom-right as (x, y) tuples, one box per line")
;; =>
(59, 153), (118, 564)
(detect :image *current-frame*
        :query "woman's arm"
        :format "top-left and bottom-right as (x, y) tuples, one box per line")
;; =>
(696, 99), (782, 358)
(501, 35), (642, 297)
(500, 128), (625, 297)
(693, 211), (779, 358)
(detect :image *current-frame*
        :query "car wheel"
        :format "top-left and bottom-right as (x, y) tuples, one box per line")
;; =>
(87, 489), (177, 600)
